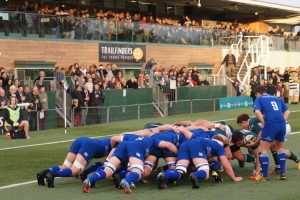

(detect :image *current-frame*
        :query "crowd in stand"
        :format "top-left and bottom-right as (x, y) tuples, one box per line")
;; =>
(0, 68), (49, 135)
(249, 66), (294, 102)
(1, 1), (258, 45)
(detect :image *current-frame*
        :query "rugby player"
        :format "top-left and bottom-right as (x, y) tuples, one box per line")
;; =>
(83, 134), (178, 194)
(253, 85), (290, 181)
(156, 131), (243, 189)
(36, 137), (112, 187)
(237, 113), (300, 174)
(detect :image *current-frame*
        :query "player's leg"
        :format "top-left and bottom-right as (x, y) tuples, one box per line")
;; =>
(83, 156), (121, 193)
(285, 149), (300, 169)
(120, 157), (145, 193)
(46, 153), (87, 188)
(80, 162), (104, 181)
(143, 155), (157, 178)
(189, 158), (210, 188)
(275, 122), (288, 180)
(270, 142), (281, 174)
(36, 152), (76, 186)
(258, 140), (272, 180)
(208, 157), (223, 182)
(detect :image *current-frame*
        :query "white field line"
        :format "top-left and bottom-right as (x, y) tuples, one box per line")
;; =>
(0, 131), (300, 190)
(0, 133), (119, 151)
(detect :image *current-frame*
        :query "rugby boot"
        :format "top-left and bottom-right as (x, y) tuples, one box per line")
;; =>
(211, 170), (223, 183)
(189, 173), (200, 189)
(83, 178), (91, 193)
(120, 179), (133, 194)
(278, 173), (286, 181)
(112, 173), (122, 189)
(156, 173), (167, 189)
(36, 169), (50, 186)
(45, 172), (56, 188)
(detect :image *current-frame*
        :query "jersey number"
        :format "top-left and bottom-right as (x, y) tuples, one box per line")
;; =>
(271, 101), (279, 111)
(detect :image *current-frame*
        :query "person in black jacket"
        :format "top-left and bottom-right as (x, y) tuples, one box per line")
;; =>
(89, 83), (105, 124)
(266, 79), (276, 96)
(222, 51), (237, 77)
(126, 77), (138, 89)
(29, 86), (41, 131)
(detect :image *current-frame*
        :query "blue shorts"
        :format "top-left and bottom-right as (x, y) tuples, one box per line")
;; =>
(69, 137), (98, 163)
(176, 141), (207, 161)
(150, 148), (177, 158)
(112, 141), (145, 163)
(261, 122), (286, 142)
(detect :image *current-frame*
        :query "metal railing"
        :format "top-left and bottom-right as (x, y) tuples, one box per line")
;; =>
(152, 83), (169, 116)
(0, 11), (236, 47)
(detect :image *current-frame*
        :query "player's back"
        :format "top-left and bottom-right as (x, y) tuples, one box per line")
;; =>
(93, 138), (112, 158)
(190, 128), (210, 139)
(151, 130), (179, 147)
(254, 94), (287, 124)
(193, 137), (225, 158)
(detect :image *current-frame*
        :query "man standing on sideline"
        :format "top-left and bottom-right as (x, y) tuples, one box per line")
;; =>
(222, 50), (236, 77)
(253, 85), (290, 181)
(38, 85), (48, 130)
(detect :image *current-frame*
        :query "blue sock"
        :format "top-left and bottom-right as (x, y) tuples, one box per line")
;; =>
(209, 160), (220, 171)
(89, 168), (107, 183)
(277, 150), (286, 174)
(193, 170), (207, 180)
(125, 172), (140, 183)
(164, 169), (181, 182)
(260, 153), (269, 177)
(83, 162), (103, 175)
(119, 169), (129, 179)
(48, 166), (60, 172)
(56, 168), (73, 177)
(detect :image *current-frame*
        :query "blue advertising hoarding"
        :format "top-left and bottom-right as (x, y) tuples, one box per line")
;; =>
(219, 96), (253, 110)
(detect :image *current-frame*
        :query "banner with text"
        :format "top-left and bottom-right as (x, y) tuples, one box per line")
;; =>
(219, 96), (253, 110)
(99, 44), (146, 63)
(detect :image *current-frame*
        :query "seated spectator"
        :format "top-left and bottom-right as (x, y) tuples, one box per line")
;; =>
(5, 96), (30, 138)
(0, 88), (8, 107)
(126, 77), (138, 89)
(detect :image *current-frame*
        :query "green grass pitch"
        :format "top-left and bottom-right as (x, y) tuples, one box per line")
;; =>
(1, 105), (300, 200)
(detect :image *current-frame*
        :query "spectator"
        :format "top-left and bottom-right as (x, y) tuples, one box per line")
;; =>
(0, 89), (8, 107)
(276, 82), (284, 100)
(89, 83), (104, 124)
(5, 96), (30, 138)
(81, 84), (91, 125)
(72, 99), (81, 126)
(38, 85), (48, 130)
(107, 77), (116, 89)
(126, 77), (138, 89)
(34, 70), (51, 91)
(266, 79), (276, 96)
(222, 51), (236, 77)
(29, 86), (41, 131)
(72, 85), (84, 108)
(9, 85), (21, 103)
(97, 64), (107, 81)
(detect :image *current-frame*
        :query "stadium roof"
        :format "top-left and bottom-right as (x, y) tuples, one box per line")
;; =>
(159, 0), (300, 23)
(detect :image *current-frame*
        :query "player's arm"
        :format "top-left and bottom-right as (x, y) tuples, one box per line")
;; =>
(174, 120), (192, 127)
(155, 124), (174, 132)
(219, 155), (243, 182)
(246, 131), (261, 148)
(157, 141), (178, 154)
(254, 110), (265, 126)
(283, 110), (290, 121)
(110, 135), (124, 148)
(173, 126), (193, 139)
